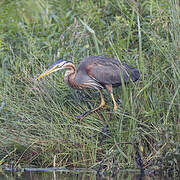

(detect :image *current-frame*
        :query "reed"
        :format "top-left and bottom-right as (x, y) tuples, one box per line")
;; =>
(0, 0), (179, 176)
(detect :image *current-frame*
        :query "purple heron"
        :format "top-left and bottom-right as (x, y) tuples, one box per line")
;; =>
(35, 56), (140, 119)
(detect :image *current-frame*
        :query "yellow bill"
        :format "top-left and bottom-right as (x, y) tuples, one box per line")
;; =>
(34, 66), (57, 80)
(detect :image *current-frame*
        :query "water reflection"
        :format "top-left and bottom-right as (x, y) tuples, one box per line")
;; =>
(0, 171), (97, 180)
(0, 170), (174, 180)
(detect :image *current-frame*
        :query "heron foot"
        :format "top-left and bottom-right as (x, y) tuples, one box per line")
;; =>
(74, 110), (92, 123)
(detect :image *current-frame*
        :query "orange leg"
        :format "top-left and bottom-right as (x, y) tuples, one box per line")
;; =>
(91, 90), (105, 112)
(105, 84), (117, 111)
(76, 90), (105, 121)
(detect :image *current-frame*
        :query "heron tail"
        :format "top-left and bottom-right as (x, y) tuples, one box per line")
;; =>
(122, 63), (140, 82)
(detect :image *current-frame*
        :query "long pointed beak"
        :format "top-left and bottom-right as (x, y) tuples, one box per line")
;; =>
(34, 66), (57, 80)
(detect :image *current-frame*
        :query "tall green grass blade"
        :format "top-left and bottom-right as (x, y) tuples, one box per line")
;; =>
(80, 19), (100, 54)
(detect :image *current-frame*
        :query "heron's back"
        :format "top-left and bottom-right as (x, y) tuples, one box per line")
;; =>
(76, 56), (140, 87)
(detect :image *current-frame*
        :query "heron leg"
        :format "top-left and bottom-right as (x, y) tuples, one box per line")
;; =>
(105, 84), (117, 111)
(75, 90), (105, 122)
(91, 90), (105, 112)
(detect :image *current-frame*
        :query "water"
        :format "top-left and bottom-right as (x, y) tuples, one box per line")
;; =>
(0, 169), (177, 180)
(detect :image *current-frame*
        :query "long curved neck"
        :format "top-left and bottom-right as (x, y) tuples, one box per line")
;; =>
(64, 63), (78, 88)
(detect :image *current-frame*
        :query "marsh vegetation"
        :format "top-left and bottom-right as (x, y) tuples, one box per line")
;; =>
(0, 0), (179, 177)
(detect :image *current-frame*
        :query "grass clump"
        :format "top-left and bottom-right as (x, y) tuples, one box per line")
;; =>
(0, 0), (179, 177)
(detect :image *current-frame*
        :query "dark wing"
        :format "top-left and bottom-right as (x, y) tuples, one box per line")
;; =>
(121, 63), (140, 82)
(81, 56), (140, 86)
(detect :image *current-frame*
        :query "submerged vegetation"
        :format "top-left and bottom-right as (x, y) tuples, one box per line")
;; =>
(0, 0), (179, 177)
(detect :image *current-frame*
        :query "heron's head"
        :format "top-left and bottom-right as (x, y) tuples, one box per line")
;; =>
(34, 59), (73, 80)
